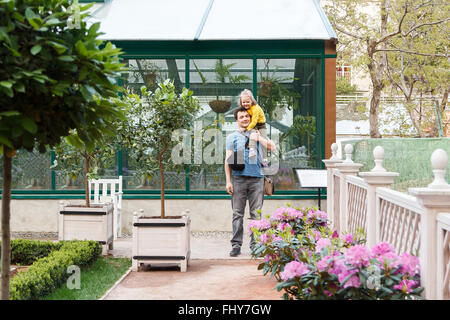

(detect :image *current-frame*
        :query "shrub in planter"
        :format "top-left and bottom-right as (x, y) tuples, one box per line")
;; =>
(250, 205), (424, 300)
(249, 206), (360, 279)
(277, 240), (423, 300)
(9, 240), (101, 300)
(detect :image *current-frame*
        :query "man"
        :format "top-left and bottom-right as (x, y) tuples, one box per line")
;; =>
(224, 107), (276, 257)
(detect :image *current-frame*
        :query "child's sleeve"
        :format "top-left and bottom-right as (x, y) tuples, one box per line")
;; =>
(247, 105), (266, 131)
(247, 113), (258, 131)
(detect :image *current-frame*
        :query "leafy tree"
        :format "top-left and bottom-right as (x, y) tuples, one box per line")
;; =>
(323, 0), (449, 137)
(0, 0), (126, 299)
(385, 1), (449, 136)
(120, 80), (200, 218)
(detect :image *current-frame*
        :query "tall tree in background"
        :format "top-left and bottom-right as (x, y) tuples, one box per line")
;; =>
(385, 1), (449, 136)
(0, 0), (126, 299)
(324, 0), (449, 138)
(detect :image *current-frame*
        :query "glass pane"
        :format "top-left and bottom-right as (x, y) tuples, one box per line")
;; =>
(122, 58), (185, 92)
(54, 149), (117, 190)
(257, 58), (322, 191)
(120, 58), (186, 190)
(189, 58), (253, 191)
(1, 149), (52, 190)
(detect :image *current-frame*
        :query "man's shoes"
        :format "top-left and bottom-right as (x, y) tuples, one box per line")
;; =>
(229, 247), (241, 257)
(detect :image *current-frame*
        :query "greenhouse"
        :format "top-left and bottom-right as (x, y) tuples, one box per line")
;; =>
(7, 0), (337, 200)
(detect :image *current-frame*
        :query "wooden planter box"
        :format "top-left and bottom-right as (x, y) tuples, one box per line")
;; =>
(58, 201), (114, 255)
(132, 213), (191, 272)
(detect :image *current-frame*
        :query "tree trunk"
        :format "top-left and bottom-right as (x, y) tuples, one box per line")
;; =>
(405, 99), (424, 137)
(84, 150), (90, 208)
(367, 45), (383, 138)
(158, 151), (165, 218)
(369, 87), (382, 138)
(1, 147), (13, 300)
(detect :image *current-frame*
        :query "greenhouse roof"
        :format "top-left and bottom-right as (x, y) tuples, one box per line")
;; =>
(90, 0), (337, 41)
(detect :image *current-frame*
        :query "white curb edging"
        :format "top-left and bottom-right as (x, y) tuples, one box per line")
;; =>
(99, 266), (133, 300)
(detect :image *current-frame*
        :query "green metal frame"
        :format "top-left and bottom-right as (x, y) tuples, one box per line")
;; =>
(5, 39), (332, 200)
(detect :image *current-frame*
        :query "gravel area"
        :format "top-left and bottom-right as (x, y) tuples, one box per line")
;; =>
(10, 232), (58, 241)
(7, 231), (233, 241)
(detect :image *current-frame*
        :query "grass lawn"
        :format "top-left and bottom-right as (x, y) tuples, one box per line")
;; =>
(41, 256), (131, 300)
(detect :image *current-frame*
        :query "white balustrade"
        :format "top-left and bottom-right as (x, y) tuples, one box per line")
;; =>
(324, 144), (450, 300)
(334, 144), (363, 233)
(322, 143), (343, 230)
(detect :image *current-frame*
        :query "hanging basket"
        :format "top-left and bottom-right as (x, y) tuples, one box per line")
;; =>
(208, 99), (231, 113)
(258, 81), (273, 97)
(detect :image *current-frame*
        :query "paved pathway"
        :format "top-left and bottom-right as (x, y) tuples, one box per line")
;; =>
(102, 233), (282, 300)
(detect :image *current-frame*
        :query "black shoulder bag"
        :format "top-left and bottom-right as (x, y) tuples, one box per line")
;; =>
(226, 134), (249, 171)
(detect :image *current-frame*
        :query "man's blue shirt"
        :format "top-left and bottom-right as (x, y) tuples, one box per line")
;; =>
(226, 130), (264, 178)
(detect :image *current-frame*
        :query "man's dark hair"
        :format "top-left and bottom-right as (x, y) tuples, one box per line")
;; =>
(233, 106), (249, 120)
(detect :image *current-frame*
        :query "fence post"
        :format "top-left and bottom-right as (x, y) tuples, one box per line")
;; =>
(322, 143), (343, 230)
(409, 149), (450, 300)
(359, 146), (399, 248)
(334, 144), (363, 233)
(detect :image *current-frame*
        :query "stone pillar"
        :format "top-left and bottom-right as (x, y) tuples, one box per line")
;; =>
(409, 149), (450, 300)
(334, 144), (363, 233)
(322, 143), (343, 229)
(359, 146), (399, 248)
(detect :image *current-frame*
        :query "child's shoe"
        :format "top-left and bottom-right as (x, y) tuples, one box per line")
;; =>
(262, 159), (269, 167)
(248, 148), (257, 158)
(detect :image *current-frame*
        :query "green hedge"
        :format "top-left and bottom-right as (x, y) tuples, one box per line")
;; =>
(8, 240), (102, 300)
(10, 239), (63, 265)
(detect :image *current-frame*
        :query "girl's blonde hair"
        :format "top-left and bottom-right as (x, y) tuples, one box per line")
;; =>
(238, 89), (257, 107)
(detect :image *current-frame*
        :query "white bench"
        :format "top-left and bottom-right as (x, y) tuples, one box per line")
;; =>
(89, 176), (123, 240)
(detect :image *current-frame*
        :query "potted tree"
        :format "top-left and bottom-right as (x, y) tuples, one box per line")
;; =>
(123, 80), (200, 272)
(53, 122), (125, 254)
(0, 0), (125, 299)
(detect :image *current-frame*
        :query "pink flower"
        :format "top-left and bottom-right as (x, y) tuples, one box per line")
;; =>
(342, 233), (355, 244)
(317, 255), (331, 272)
(337, 268), (361, 288)
(324, 290), (333, 297)
(313, 230), (321, 241)
(398, 253), (420, 276)
(306, 209), (328, 224)
(286, 207), (303, 220)
(270, 207), (288, 221)
(316, 238), (332, 253)
(331, 230), (339, 239)
(393, 279), (418, 293)
(277, 222), (290, 231)
(259, 233), (271, 243)
(377, 251), (399, 269)
(248, 219), (271, 232)
(342, 274), (361, 288)
(344, 244), (371, 268)
(317, 210), (328, 220)
(327, 254), (347, 276)
(280, 261), (309, 281)
(371, 242), (395, 257)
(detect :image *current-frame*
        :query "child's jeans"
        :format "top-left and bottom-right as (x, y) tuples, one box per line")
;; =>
(248, 123), (267, 160)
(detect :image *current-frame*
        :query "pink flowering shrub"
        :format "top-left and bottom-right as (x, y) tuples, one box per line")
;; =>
(249, 205), (424, 300)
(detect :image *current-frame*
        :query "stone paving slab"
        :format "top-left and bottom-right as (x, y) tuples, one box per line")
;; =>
(103, 232), (282, 300)
(102, 259), (282, 300)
